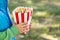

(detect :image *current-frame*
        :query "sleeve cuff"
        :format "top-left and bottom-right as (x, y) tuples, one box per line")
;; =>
(10, 25), (20, 36)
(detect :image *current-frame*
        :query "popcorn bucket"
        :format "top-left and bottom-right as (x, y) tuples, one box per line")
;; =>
(12, 7), (33, 30)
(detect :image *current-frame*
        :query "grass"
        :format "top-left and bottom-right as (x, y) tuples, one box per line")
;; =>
(9, 0), (60, 40)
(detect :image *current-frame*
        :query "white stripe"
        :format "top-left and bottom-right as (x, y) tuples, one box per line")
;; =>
(18, 12), (21, 23)
(13, 12), (17, 24)
(28, 11), (32, 25)
(24, 13), (27, 23)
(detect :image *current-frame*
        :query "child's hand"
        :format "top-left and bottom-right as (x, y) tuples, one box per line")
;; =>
(16, 23), (31, 34)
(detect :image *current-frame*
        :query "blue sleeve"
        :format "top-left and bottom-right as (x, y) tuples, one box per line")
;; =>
(0, 0), (12, 32)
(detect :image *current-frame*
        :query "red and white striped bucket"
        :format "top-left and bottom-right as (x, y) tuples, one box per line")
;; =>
(12, 7), (33, 30)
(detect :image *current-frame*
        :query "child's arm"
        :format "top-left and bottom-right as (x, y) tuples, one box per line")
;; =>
(0, 24), (30, 40)
(0, 25), (19, 40)
(9, 23), (30, 36)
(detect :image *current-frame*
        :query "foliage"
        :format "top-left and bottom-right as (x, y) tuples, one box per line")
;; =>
(9, 0), (60, 40)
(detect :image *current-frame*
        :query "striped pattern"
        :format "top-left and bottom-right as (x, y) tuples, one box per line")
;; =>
(13, 11), (32, 24)
(12, 7), (33, 31)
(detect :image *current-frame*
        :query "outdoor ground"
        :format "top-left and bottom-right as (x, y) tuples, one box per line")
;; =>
(9, 0), (60, 40)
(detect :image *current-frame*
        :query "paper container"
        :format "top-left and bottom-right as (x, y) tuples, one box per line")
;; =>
(12, 7), (33, 28)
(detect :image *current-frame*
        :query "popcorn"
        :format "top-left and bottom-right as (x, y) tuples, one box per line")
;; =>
(12, 7), (33, 33)
(15, 7), (33, 13)
(12, 7), (33, 26)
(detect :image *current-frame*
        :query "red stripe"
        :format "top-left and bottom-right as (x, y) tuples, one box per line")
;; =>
(15, 12), (19, 24)
(21, 13), (24, 23)
(27, 12), (29, 21)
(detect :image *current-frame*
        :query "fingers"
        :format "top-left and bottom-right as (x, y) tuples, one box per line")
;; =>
(22, 23), (32, 34)
(22, 26), (31, 34)
(16, 23), (32, 34)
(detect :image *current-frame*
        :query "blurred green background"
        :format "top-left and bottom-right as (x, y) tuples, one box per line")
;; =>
(8, 0), (60, 40)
